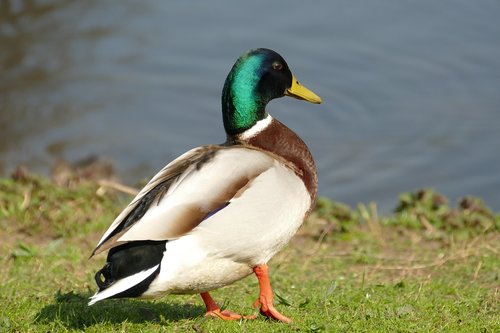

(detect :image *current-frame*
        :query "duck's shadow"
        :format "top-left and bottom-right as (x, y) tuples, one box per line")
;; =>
(35, 291), (204, 329)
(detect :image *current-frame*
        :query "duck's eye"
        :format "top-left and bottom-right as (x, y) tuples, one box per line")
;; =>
(272, 61), (283, 71)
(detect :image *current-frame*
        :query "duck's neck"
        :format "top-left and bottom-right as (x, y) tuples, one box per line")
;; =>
(222, 89), (267, 136)
(236, 114), (273, 141)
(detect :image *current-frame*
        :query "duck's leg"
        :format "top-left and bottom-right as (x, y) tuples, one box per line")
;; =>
(201, 292), (254, 320)
(252, 264), (292, 323)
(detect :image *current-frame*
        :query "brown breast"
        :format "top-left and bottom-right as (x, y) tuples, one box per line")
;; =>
(236, 118), (318, 205)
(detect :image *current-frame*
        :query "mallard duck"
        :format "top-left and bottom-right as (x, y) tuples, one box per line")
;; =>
(89, 48), (322, 323)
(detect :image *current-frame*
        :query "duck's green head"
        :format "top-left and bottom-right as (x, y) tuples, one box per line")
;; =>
(222, 48), (322, 136)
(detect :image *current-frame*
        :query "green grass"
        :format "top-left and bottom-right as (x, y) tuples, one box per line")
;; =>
(0, 176), (498, 332)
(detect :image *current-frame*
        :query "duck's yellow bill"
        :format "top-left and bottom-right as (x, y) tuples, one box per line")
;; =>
(285, 75), (322, 104)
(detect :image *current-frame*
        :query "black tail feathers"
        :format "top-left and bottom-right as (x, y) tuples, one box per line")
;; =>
(92, 241), (167, 298)
(95, 262), (114, 290)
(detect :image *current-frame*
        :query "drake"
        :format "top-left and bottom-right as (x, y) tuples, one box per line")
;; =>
(89, 48), (322, 323)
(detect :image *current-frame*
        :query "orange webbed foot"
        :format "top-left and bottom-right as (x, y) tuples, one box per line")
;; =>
(200, 292), (255, 321)
(205, 309), (256, 321)
(253, 296), (292, 323)
(252, 264), (292, 323)
(200, 264), (292, 323)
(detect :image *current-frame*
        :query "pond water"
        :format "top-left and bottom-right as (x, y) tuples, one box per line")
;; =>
(1, 0), (500, 212)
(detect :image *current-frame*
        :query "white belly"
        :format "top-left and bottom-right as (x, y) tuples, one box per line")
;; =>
(143, 164), (311, 297)
(143, 236), (252, 297)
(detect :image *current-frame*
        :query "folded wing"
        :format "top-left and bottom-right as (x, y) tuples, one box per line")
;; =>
(91, 145), (277, 256)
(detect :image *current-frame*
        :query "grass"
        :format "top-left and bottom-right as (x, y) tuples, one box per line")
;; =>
(0, 175), (498, 332)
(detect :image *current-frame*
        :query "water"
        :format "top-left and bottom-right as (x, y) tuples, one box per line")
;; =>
(1, 0), (500, 212)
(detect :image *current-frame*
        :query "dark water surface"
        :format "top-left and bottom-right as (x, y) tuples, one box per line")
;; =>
(1, 1), (500, 212)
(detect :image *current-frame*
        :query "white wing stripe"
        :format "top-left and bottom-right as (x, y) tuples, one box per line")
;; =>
(88, 264), (159, 305)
